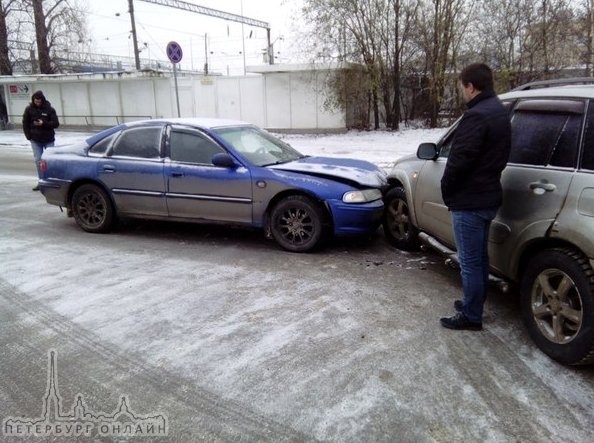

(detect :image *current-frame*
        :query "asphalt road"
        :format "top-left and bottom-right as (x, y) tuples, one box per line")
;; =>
(1, 146), (593, 442)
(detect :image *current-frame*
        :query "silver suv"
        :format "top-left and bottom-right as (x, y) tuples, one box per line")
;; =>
(383, 79), (594, 365)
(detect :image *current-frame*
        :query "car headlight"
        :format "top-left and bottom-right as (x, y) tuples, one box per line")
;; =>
(342, 189), (382, 203)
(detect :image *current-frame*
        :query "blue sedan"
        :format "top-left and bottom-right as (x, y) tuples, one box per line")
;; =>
(39, 119), (387, 252)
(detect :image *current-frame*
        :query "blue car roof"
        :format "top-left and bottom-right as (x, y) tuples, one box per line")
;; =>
(84, 118), (251, 147)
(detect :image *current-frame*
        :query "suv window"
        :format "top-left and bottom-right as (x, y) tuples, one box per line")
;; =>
(110, 127), (162, 159)
(509, 100), (583, 168)
(170, 129), (225, 164)
(581, 101), (594, 171)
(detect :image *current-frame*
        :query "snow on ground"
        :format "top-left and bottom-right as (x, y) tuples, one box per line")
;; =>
(0, 126), (447, 171)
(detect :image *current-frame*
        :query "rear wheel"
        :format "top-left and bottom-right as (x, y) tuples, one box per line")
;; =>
(71, 184), (114, 233)
(382, 187), (419, 251)
(270, 195), (325, 252)
(521, 248), (594, 365)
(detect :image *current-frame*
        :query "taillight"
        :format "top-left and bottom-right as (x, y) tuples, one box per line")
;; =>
(39, 160), (47, 172)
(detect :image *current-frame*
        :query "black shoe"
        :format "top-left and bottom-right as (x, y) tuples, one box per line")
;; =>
(32, 185), (40, 191)
(440, 312), (482, 331)
(454, 300), (463, 312)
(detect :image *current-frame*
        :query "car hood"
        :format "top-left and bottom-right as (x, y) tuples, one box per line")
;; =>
(268, 156), (387, 188)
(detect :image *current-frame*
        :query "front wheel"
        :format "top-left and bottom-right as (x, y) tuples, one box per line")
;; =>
(71, 184), (115, 233)
(521, 248), (594, 365)
(270, 195), (326, 252)
(382, 187), (419, 251)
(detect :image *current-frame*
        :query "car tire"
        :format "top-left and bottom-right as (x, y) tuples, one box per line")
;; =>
(71, 184), (115, 233)
(521, 248), (594, 365)
(270, 195), (325, 252)
(382, 187), (420, 251)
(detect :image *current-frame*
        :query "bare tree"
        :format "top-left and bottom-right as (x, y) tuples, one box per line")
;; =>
(299, 0), (421, 129)
(378, 0), (419, 130)
(21, 0), (87, 73)
(577, 0), (594, 75)
(418, 0), (470, 127)
(0, 0), (18, 74)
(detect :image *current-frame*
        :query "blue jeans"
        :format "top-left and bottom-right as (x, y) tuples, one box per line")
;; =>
(30, 140), (54, 178)
(451, 208), (498, 323)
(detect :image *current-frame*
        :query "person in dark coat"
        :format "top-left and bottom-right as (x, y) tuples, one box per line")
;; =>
(439, 63), (512, 331)
(22, 90), (60, 191)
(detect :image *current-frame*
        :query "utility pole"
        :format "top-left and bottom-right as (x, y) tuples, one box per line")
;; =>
(204, 33), (209, 75)
(240, 0), (246, 74)
(267, 28), (274, 65)
(591, 0), (594, 76)
(128, 0), (141, 70)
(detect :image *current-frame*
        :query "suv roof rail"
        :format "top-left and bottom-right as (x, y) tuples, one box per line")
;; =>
(511, 77), (594, 91)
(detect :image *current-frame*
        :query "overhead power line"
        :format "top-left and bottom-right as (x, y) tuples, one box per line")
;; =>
(138, 0), (269, 30)
(136, 0), (274, 65)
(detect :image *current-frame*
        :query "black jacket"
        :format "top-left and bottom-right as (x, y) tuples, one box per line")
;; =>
(440, 90), (511, 210)
(22, 98), (60, 144)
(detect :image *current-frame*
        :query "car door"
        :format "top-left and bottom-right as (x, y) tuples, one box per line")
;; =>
(96, 125), (168, 216)
(414, 127), (457, 247)
(414, 103), (517, 247)
(165, 126), (253, 223)
(491, 98), (584, 276)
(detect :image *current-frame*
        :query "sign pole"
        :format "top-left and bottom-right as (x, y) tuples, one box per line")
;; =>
(166, 41), (184, 118)
(172, 62), (181, 118)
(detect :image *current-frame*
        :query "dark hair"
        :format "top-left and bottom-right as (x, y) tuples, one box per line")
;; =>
(32, 90), (45, 100)
(459, 63), (494, 92)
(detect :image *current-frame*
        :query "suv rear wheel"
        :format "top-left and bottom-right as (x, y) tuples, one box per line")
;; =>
(521, 248), (594, 365)
(382, 187), (420, 251)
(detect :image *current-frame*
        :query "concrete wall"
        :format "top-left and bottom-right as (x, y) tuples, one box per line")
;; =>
(1, 64), (348, 131)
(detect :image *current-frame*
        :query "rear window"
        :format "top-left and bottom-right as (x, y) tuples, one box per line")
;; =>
(509, 100), (584, 168)
(89, 132), (119, 155)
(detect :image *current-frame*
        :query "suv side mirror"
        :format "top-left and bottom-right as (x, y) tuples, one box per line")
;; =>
(417, 142), (439, 160)
(212, 153), (238, 168)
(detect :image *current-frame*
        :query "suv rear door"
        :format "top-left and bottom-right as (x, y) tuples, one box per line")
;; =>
(544, 100), (594, 261)
(491, 98), (585, 277)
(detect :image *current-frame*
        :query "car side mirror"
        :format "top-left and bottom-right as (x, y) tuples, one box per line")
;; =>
(417, 142), (439, 160)
(212, 153), (238, 168)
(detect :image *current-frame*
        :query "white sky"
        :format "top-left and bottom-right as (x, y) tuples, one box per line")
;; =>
(83, 0), (304, 75)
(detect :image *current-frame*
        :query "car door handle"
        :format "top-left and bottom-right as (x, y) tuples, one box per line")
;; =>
(529, 181), (556, 193)
(102, 165), (115, 173)
(171, 172), (184, 177)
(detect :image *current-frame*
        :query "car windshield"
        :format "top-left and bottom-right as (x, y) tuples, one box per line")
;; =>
(213, 125), (305, 166)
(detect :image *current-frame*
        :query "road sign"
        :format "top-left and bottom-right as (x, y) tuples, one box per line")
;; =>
(8, 84), (30, 99)
(166, 41), (183, 64)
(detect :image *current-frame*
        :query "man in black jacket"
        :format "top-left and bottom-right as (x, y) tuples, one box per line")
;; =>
(22, 90), (60, 191)
(439, 63), (511, 331)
